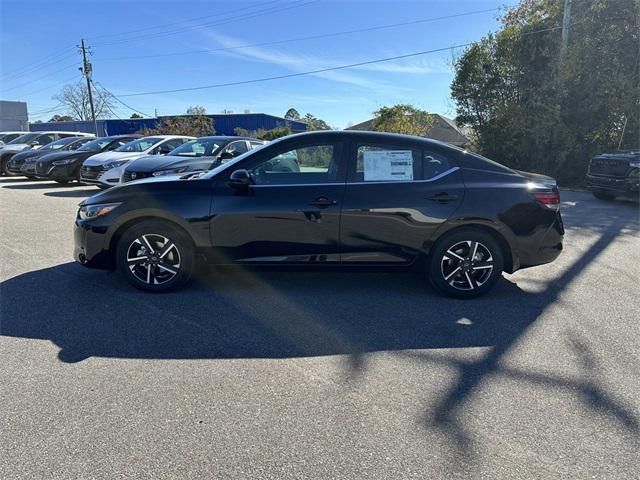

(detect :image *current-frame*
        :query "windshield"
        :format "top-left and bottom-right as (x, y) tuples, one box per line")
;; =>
(202, 143), (268, 179)
(7, 133), (39, 145)
(170, 138), (221, 157)
(40, 137), (79, 151)
(115, 137), (162, 152)
(77, 138), (113, 152)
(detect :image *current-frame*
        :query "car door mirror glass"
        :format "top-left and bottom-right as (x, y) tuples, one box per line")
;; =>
(219, 151), (234, 161)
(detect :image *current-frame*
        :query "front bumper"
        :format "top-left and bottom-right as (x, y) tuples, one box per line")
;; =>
(74, 218), (114, 270)
(20, 163), (37, 175)
(80, 165), (124, 187)
(586, 174), (640, 197)
(6, 160), (25, 174)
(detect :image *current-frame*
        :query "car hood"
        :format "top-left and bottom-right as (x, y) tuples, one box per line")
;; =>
(81, 173), (192, 206)
(126, 155), (213, 172)
(83, 151), (143, 165)
(0, 144), (29, 154)
(37, 150), (93, 164)
(11, 149), (45, 162)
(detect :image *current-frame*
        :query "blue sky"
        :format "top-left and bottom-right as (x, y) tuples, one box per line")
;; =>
(1, 0), (506, 128)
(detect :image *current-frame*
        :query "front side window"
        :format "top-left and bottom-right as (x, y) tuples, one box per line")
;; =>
(115, 137), (162, 152)
(222, 141), (248, 159)
(249, 143), (340, 185)
(34, 134), (54, 145)
(171, 138), (220, 157)
(78, 138), (113, 152)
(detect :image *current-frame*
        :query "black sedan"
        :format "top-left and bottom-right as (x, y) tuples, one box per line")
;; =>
(74, 131), (563, 298)
(8, 136), (94, 178)
(121, 136), (265, 183)
(35, 135), (140, 183)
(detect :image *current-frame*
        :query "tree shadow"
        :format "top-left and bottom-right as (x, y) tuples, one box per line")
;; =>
(0, 191), (637, 470)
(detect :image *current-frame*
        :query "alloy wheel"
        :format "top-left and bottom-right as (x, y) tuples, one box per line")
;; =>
(440, 240), (494, 291)
(126, 234), (181, 285)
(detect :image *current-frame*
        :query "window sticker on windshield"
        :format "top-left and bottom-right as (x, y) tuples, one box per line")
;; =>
(363, 150), (413, 181)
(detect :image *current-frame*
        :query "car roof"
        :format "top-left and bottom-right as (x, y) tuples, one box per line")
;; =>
(141, 135), (196, 139)
(191, 136), (262, 142)
(280, 130), (456, 149)
(31, 131), (94, 136)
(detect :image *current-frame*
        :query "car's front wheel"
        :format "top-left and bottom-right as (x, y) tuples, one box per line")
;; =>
(116, 220), (194, 292)
(428, 228), (504, 298)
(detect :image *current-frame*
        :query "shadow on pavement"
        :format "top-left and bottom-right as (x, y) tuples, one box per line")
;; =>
(0, 190), (638, 468)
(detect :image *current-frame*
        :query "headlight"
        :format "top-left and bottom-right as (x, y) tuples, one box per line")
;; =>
(629, 161), (640, 168)
(152, 166), (190, 177)
(53, 158), (76, 165)
(103, 160), (130, 170)
(78, 202), (121, 220)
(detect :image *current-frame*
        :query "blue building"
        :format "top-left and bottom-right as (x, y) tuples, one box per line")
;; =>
(29, 113), (308, 136)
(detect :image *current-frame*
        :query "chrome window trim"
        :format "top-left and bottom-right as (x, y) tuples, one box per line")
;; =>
(249, 166), (460, 188)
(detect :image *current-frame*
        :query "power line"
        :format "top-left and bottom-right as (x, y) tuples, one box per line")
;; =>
(93, 80), (152, 118)
(1, 48), (76, 81)
(17, 74), (81, 99)
(92, 0), (318, 46)
(89, 0), (285, 41)
(97, 6), (508, 62)
(1, 62), (81, 93)
(116, 24), (566, 98)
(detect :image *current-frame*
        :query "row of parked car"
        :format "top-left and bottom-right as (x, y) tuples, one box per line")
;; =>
(0, 131), (266, 188)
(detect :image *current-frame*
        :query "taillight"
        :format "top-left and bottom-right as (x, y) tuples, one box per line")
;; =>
(533, 191), (560, 210)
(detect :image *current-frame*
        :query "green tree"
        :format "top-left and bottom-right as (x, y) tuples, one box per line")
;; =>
(130, 113), (143, 119)
(302, 113), (331, 130)
(372, 104), (433, 136)
(451, 0), (639, 184)
(234, 126), (292, 140)
(48, 114), (74, 122)
(186, 105), (207, 115)
(284, 108), (301, 120)
(139, 107), (214, 137)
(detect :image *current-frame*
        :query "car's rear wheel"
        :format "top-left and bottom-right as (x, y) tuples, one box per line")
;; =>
(428, 228), (504, 298)
(116, 220), (194, 292)
(592, 190), (616, 201)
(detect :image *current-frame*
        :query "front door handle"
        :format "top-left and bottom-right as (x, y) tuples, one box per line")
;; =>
(309, 196), (337, 208)
(428, 192), (459, 203)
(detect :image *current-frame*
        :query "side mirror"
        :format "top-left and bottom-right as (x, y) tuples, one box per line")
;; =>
(30, 141), (40, 147)
(219, 151), (234, 161)
(228, 169), (252, 192)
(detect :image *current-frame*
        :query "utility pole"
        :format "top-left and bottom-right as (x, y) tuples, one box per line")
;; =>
(78, 39), (98, 135)
(560, 0), (572, 57)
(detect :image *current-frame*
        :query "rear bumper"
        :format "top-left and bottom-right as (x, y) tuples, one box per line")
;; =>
(586, 174), (640, 197)
(516, 212), (564, 270)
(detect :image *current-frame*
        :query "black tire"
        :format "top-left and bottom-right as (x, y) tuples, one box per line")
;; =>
(116, 220), (194, 292)
(25, 176), (37, 180)
(592, 190), (616, 201)
(2, 158), (15, 176)
(55, 179), (70, 184)
(428, 228), (504, 299)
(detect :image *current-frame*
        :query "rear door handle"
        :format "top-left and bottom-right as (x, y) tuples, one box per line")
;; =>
(428, 192), (459, 203)
(309, 196), (337, 208)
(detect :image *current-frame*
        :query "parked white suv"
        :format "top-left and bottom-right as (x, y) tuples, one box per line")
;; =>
(0, 131), (93, 176)
(80, 135), (194, 188)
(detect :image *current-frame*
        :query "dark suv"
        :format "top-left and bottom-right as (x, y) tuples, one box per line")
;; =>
(586, 150), (640, 200)
(74, 131), (564, 298)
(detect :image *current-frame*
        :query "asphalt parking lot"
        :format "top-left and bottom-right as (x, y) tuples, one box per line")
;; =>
(0, 177), (638, 479)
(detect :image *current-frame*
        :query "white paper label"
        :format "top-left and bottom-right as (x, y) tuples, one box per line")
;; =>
(363, 150), (414, 181)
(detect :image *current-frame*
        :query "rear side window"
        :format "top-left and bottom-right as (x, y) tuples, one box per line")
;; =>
(423, 149), (451, 179)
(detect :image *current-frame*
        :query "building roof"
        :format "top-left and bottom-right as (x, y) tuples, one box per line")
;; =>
(346, 113), (469, 146)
